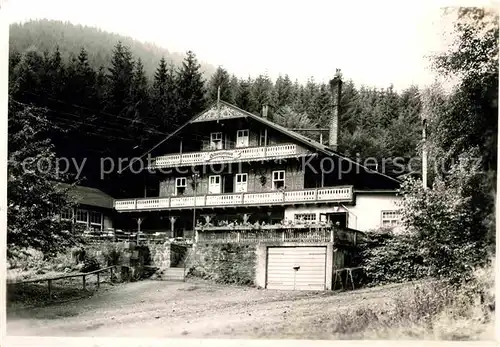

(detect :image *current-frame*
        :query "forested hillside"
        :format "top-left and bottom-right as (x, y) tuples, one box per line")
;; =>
(8, 19), (429, 196)
(9, 19), (217, 78)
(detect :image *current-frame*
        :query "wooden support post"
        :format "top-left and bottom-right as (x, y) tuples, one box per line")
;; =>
(82, 275), (86, 290)
(48, 279), (52, 298)
(282, 231), (285, 242)
(97, 272), (100, 289)
(110, 266), (114, 283)
(330, 228), (334, 243)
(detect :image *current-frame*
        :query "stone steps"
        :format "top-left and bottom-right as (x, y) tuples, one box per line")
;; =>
(160, 267), (186, 281)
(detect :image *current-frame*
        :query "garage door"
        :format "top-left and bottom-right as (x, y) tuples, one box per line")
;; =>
(266, 247), (326, 291)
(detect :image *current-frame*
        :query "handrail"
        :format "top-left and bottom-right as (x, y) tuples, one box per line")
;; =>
(7, 265), (118, 285)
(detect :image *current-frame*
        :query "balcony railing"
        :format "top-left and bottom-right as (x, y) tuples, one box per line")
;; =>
(114, 186), (354, 211)
(195, 225), (364, 246)
(151, 144), (304, 168)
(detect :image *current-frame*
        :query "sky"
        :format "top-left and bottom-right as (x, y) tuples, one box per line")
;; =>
(4, 0), (488, 90)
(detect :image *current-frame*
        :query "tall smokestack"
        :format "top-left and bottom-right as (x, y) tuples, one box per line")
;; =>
(262, 104), (269, 119)
(329, 69), (342, 151)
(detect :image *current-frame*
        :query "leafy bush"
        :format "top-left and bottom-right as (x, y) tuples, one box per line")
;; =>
(363, 149), (493, 285)
(362, 230), (428, 285)
(81, 254), (101, 273)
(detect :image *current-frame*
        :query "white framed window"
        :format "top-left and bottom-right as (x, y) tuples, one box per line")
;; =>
(235, 173), (248, 192)
(272, 170), (285, 190)
(294, 213), (317, 222)
(90, 211), (103, 231)
(210, 132), (223, 150)
(381, 210), (401, 227)
(175, 177), (187, 196)
(208, 175), (222, 194)
(236, 129), (249, 148)
(75, 209), (88, 225)
(259, 130), (267, 146)
(61, 208), (73, 221)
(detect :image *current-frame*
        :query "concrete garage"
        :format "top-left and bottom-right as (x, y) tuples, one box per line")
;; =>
(266, 246), (327, 290)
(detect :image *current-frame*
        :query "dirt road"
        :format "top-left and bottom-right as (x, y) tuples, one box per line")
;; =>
(6, 279), (416, 339)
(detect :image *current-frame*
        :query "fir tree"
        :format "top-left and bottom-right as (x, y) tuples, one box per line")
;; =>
(106, 41), (135, 119)
(207, 66), (232, 103)
(250, 73), (273, 114)
(177, 51), (206, 122)
(235, 78), (252, 111)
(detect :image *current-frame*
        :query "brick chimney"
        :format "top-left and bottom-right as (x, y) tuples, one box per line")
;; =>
(329, 69), (342, 151)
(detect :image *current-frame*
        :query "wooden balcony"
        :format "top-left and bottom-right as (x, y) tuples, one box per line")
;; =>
(150, 144), (306, 168)
(195, 225), (364, 247)
(114, 186), (354, 211)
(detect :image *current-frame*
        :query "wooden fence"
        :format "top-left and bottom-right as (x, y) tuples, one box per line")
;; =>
(7, 265), (118, 299)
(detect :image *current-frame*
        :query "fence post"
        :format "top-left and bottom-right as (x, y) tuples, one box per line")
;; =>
(82, 275), (86, 290)
(282, 231), (285, 242)
(48, 279), (52, 298)
(110, 266), (114, 283)
(237, 232), (241, 242)
(97, 272), (100, 289)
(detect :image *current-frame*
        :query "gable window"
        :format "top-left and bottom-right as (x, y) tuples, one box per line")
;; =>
(236, 129), (249, 148)
(75, 209), (89, 225)
(381, 210), (400, 227)
(259, 130), (267, 146)
(272, 170), (285, 190)
(90, 211), (103, 231)
(210, 132), (223, 150)
(175, 177), (187, 196)
(294, 213), (317, 223)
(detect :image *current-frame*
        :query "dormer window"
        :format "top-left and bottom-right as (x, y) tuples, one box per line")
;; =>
(236, 129), (249, 148)
(210, 132), (223, 150)
(175, 177), (187, 196)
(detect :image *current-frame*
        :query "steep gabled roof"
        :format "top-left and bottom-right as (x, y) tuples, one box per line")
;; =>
(130, 100), (400, 184)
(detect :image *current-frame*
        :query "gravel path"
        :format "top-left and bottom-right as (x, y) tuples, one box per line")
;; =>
(7, 279), (410, 339)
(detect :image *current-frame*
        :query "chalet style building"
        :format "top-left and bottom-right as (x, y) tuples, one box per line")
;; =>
(113, 99), (402, 239)
(109, 75), (403, 290)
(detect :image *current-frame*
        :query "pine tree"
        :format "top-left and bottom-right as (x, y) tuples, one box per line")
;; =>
(152, 57), (179, 131)
(250, 73), (273, 114)
(130, 58), (150, 144)
(228, 74), (239, 104)
(235, 77), (252, 111)
(272, 74), (293, 108)
(207, 66), (232, 103)
(177, 51), (206, 122)
(106, 41), (135, 118)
